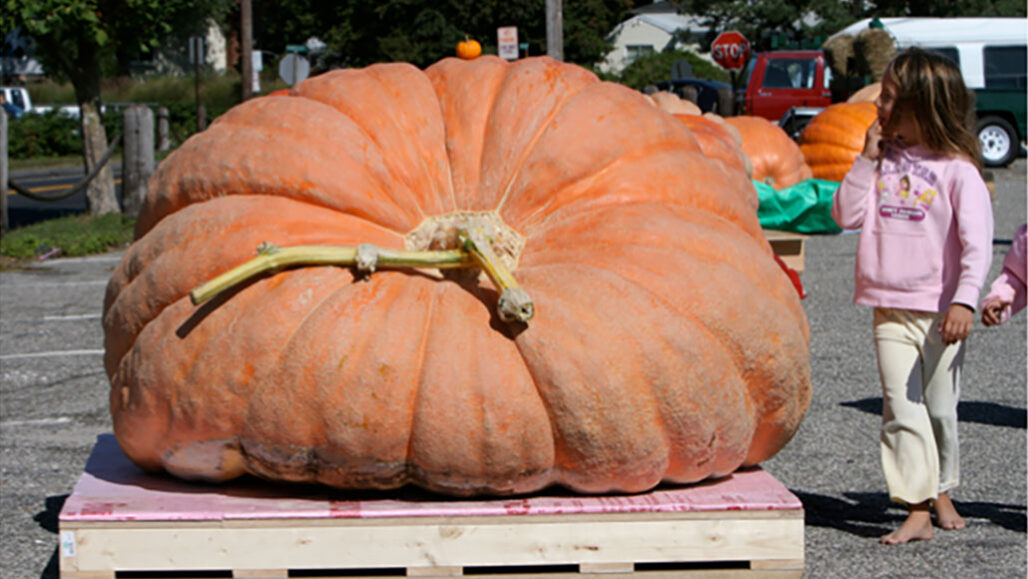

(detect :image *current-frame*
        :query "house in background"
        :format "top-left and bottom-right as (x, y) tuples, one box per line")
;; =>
(597, 1), (711, 75)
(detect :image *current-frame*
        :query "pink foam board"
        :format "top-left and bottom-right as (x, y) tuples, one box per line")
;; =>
(60, 434), (801, 522)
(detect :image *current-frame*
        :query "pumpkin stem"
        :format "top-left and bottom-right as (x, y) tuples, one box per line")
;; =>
(189, 244), (470, 306)
(188, 238), (534, 323)
(458, 226), (534, 323)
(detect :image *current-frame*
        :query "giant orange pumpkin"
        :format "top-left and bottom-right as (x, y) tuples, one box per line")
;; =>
(725, 116), (813, 189)
(103, 56), (811, 497)
(799, 101), (877, 182)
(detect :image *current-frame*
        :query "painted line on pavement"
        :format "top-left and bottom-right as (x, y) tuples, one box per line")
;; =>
(0, 349), (105, 360)
(43, 313), (103, 321)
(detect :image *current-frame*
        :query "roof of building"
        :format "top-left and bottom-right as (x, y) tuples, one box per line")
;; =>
(831, 17), (1027, 46)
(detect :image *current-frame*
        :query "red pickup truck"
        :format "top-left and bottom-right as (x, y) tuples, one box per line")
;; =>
(739, 50), (833, 122)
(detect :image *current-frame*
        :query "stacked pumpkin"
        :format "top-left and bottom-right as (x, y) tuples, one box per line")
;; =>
(724, 116), (813, 190)
(799, 101), (877, 182)
(103, 57), (811, 497)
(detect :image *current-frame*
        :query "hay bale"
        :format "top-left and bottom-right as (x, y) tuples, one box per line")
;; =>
(822, 34), (854, 77)
(854, 28), (896, 81)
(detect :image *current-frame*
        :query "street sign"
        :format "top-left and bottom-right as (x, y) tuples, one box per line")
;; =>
(711, 31), (751, 71)
(498, 26), (519, 61)
(279, 53), (310, 86)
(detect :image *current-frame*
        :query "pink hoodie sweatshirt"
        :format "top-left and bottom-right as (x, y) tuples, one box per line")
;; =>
(983, 224), (1027, 324)
(832, 145), (994, 313)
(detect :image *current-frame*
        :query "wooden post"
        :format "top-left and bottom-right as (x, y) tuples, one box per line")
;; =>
(241, 0), (253, 102)
(546, 0), (563, 61)
(156, 107), (170, 152)
(122, 105), (155, 220)
(1, 110), (8, 236)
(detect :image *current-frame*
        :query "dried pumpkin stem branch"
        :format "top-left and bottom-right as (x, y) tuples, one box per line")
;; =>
(189, 238), (534, 323)
(189, 243), (471, 306)
(458, 226), (534, 323)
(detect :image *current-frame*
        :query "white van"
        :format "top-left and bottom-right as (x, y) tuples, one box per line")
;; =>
(830, 17), (1028, 167)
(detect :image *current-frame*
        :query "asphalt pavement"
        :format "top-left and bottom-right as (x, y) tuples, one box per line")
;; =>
(1, 161), (1025, 578)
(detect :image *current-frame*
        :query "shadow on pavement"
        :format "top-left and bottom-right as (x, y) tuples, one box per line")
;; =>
(34, 495), (66, 579)
(842, 397), (1026, 428)
(795, 490), (1027, 537)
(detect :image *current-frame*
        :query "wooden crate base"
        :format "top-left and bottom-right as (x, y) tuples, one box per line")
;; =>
(60, 436), (804, 578)
(763, 230), (807, 274)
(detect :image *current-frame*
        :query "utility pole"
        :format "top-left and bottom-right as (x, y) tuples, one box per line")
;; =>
(241, 0), (253, 101)
(546, 0), (563, 61)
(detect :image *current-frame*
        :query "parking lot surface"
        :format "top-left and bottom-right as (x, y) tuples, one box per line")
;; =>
(1, 161), (1025, 578)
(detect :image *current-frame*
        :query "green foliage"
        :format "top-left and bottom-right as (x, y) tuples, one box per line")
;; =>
(11, 73), (247, 160)
(0, 213), (136, 259)
(7, 111), (82, 158)
(249, 0), (632, 69)
(617, 50), (729, 90)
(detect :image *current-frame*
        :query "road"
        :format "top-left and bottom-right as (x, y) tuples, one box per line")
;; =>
(5, 165), (123, 229)
(0, 160), (1025, 578)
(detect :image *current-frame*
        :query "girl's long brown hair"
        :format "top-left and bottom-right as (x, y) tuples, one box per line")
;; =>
(884, 47), (981, 171)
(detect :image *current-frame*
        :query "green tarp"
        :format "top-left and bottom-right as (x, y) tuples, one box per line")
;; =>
(755, 179), (842, 234)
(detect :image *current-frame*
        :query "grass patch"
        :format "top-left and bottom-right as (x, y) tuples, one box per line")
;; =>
(1, 213), (135, 264)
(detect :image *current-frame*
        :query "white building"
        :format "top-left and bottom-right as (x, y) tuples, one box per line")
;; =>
(597, 2), (710, 75)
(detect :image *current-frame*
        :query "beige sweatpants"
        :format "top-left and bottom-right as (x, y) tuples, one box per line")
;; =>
(873, 307), (965, 505)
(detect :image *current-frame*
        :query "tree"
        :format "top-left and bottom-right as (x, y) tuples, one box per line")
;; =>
(1, 0), (231, 215)
(246, 0), (633, 71)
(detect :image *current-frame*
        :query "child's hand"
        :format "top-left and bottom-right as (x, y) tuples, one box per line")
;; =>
(862, 120), (883, 160)
(940, 304), (974, 344)
(982, 299), (1010, 327)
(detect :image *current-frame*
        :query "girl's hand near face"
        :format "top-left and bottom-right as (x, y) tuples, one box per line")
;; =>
(863, 120), (884, 160)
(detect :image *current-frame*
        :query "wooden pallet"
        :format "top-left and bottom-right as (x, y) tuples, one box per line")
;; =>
(59, 435), (804, 578)
(763, 229), (807, 274)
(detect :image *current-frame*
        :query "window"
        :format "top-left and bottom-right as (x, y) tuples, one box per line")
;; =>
(626, 44), (655, 64)
(984, 45), (1027, 89)
(8, 89), (26, 111)
(928, 47), (960, 66)
(764, 58), (816, 89)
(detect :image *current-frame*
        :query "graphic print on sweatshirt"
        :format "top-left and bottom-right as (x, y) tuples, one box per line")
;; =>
(875, 159), (940, 222)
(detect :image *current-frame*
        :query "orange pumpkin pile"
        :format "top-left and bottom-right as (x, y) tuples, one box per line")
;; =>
(799, 101), (877, 182)
(103, 56), (811, 496)
(725, 116), (813, 190)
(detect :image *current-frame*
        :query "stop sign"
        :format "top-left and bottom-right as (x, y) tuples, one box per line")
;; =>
(711, 31), (751, 71)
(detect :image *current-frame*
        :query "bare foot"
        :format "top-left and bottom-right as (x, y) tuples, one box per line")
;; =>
(880, 503), (934, 545)
(934, 493), (966, 530)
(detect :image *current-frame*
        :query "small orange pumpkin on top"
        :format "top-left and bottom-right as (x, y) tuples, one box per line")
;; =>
(457, 37), (482, 60)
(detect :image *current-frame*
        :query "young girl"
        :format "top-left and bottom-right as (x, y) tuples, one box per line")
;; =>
(831, 48), (994, 545)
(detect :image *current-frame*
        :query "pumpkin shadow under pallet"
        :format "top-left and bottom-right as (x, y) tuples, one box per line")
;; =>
(59, 435), (804, 578)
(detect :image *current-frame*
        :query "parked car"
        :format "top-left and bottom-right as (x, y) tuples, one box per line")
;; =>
(737, 50), (833, 122)
(1, 86), (31, 119)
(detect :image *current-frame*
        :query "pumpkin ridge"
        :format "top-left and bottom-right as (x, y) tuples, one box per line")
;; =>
(352, 64), (456, 217)
(517, 264), (743, 488)
(405, 278), (443, 484)
(531, 255), (802, 466)
(294, 65), (454, 221)
(227, 105), (433, 223)
(516, 171), (761, 246)
(519, 260), (751, 409)
(492, 67), (596, 214)
(138, 105), (426, 235)
(106, 198), (407, 377)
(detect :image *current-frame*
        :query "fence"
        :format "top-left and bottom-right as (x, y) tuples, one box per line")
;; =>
(1, 105), (168, 236)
